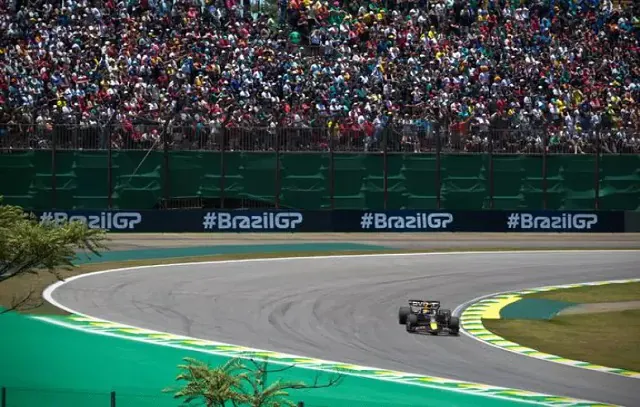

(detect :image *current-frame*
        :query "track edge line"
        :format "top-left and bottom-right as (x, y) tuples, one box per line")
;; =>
(455, 278), (640, 381)
(42, 249), (638, 406)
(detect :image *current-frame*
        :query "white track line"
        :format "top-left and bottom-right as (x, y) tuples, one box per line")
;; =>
(453, 278), (640, 379)
(41, 249), (640, 404)
(44, 248), (640, 316)
(32, 316), (562, 406)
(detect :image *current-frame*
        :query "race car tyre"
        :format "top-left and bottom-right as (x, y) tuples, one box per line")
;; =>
(449, 316), (460, 335)
(437, 309), (452, 323)
(398, 306), (411, 325)
(406, 314), (418, 333)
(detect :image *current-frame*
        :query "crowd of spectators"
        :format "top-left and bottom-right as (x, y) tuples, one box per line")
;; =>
(0, 0), (638, 153)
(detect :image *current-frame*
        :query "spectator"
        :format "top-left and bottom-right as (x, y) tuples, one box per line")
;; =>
(0, 0), (638, 153)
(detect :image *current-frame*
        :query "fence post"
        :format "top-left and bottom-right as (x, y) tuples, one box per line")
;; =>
(488, 131), (494, 210)
(219, 129), (226, 209)
(329, 124), (335, 210)
(162, 121), (170, 205)
(107, 124), (113, 209)
(275, 129), (281, 209)
(51, 125), (57, 209)
(1, 386), (6, 407)
(594, 134), (601, 210)
(435, 125), (442, 210)
(383, 130), (388, 210)
(542, 132), (548, 210)
(110, 391), (116, 407)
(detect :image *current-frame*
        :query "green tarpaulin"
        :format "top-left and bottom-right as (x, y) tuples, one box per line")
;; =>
(1, 151), (639, 211)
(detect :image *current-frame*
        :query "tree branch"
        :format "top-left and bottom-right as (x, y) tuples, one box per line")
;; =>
(244, 357), (344, 404)
(0, 251), (67, 284)
(280, 370), (344, 390)
(0, 249), (28, 279)
(248, 358), (297, 374)
(0, 288), (43, 314)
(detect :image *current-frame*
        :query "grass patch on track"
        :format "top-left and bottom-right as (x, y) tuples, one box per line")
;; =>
(484, 310), (640, 372)
(0, 245), (632, 316)
(526, 281), (640, 303)
(484, 282), (640, 372)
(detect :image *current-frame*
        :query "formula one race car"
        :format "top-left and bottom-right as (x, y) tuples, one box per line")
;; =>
(398, 300), (460, 335)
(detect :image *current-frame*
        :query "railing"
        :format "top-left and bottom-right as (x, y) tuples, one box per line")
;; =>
(1, 122), (639, 154)
(1, 123), (638, 211)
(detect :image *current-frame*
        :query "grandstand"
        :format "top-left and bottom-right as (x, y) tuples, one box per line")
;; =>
(1, 0), (638, 211)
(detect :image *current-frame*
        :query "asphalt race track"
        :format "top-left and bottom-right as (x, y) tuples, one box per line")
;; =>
(50, 250), (640, 406)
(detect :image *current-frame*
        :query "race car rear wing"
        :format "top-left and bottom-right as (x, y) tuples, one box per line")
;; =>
(409, 300), (441, 308)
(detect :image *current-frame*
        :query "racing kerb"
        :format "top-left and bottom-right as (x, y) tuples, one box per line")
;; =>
(39, 251), (628, 407)
(457, 278), (640, 379)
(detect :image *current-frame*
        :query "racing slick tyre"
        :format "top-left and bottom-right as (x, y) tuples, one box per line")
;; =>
(437, 309), (452, 323)
(448, 316), (460, 335)
(398, 306), (411, 325)
(406, 314), (418, 333)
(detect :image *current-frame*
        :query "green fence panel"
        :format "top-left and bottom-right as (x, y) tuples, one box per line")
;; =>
(198, 151), (223, 198)
(491, 155), (527, 210)
(237, 152), (279, 204)
(1, 152), (639, 211)
(71, 151), (111, 209)
(553, 155), (598, 210)
(440, 154), (490, 210)
(51, 151), (79, 210)
(400, 154), (439, 209)
(361, 154), (388, 210)
(383, 153), (409, 209)
(599, 154), (640, 211)
(30, 151), (55, 209)
(110, 151), (164, 210)
(0, 151), (37, 208)
(167, 151), (206, 198)
(332, 153), (369, 209)
(520, 155), (547, 210)
(280, 153), (331, 209)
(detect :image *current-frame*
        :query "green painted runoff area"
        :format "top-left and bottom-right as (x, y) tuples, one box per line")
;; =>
(500, 298), (578, 320)
(2, 151), (639, 210)
(1, 243), (529, 407)
(0, 311), (528, 407)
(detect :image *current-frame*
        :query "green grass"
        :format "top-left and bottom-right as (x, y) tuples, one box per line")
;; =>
(484, 310), (640, 372)
(526, 282), (640, 303)
(485, 282), (640, 371)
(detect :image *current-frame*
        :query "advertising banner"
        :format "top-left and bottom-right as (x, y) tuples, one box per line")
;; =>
(34, 210), (317, 233)
(30, 210), (625, 233)
(332, 210), (621, 233)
